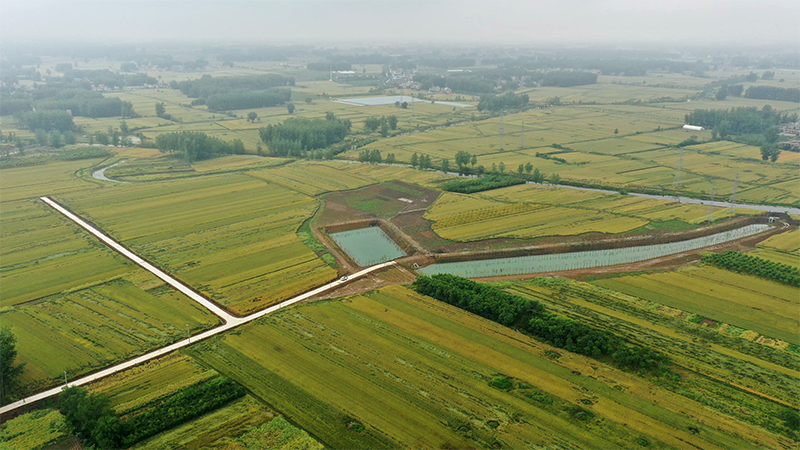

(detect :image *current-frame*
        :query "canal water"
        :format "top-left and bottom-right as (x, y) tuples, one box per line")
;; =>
(419, 224), (770, 278)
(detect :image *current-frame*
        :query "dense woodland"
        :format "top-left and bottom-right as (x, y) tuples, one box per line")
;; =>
(258, 113), (351, 157)
(156, 131), (245, 162)
(477, 92), (530, 111)
(744, 86), (800, 103)
(172, 74), (295, 109)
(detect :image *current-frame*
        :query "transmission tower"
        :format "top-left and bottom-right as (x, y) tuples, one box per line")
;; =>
(674, 147), (684, 187)
(499, 114), (504, 150)
(520, 120), (524, 149)
(706, 186), (717, 223)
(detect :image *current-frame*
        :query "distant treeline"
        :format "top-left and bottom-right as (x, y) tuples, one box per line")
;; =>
(497, 57), (707, 76)
(1, 85), (136, 118)
(440, 174), (526, 194)
(59, 67), (157, 87)
(418, 57), (476, 68)
(477, 92), (529, 111)
(413, 274), (675, 376)
(205, 89), (291, 111)
(173, 74), (295, 100)
(156, 131), (245, 162)
(20, 110), (75, 132)
(307, 62), (352, 71)
(685, 106), (796, 137)
(171, 74), (294, 111)
(412, 74), (495, 94)
(258, 114), (351, 157)
(540, 70), (598, 87)
(744, 86), (800, 103)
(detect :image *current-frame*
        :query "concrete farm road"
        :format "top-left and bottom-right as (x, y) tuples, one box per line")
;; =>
(0, 198), (395, 415)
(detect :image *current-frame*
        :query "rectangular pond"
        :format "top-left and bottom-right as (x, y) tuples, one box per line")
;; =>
(419, 224), (770, 278)
(330, 227), (407, 267)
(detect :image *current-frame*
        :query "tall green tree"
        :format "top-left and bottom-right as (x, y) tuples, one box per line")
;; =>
(0, 328), (25, 404)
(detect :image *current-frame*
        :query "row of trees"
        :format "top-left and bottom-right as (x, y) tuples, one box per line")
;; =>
(0, 328), (24, 404)
(357, 149), (396, 164)
(686, 106), (796, 136)
(258, 113), (351, 157)
(156, 131), (245, 162)
(60, 68), (157, 88)
(56, 377), (246, 448)
(477, 92), (530, 112)
(744, 86), (800, 103)
(703, 251), (799, 286)
(173, 74), (294, 100)
(439, 174), (526, 193)
(206, 88), (291, 111)
(22, 110), (75, 132)
(363, 115), (398, 135)
(540, 71), (598, 87)
(413, 275), (675, 376)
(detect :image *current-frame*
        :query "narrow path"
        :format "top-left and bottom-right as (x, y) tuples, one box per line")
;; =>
(0, 198), (395, 415)
(91, 160), (127, 183)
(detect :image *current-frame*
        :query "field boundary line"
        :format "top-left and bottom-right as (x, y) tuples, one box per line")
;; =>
(0, 198), (395, 415)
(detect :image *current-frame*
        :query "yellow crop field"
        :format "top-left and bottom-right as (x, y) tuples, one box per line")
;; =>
(58, 174), (337, 315)
(185, 286), (787, 450)
(247, 161), (374, 195)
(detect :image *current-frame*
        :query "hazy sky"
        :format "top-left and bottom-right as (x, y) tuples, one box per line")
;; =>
(1, 0), (798, 47)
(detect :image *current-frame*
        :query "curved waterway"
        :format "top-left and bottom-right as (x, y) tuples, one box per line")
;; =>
(419, 224), (771, 278)
(92, 160), (126, 183)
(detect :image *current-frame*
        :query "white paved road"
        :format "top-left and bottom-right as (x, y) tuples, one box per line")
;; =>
(0, 198), (395, 415)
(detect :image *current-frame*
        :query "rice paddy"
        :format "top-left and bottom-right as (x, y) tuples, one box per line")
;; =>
(57, 174), (337, 315)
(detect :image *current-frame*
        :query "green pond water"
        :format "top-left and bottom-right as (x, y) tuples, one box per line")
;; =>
(331, 227), (406, 266)
(420, 224), (770, 278)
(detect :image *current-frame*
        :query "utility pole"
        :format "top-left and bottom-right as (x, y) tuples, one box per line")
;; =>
(186, 323), (190, 342)
(520, 120), (524, 149)
(64, 371), (68, 386)
(706, 186), (717, 223)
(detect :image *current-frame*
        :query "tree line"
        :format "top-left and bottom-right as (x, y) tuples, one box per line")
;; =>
(258, 113), (351, 157)
(56, 377), (245, 449)
(703, 251), (799, 286)
(172, 74), (294, 100)
(156, 131), (245, 162)
(413, 274), (676, 377)
(477, 92), (530, 112)
(744, 86), (800, 103)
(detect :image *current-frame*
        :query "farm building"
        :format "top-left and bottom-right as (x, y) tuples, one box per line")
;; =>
(682, 124), (705, 131)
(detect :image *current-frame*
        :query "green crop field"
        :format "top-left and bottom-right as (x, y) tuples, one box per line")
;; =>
(184, 286), (790, 449)
(57, 174), (337, 315)
(0, 199), (219, 394)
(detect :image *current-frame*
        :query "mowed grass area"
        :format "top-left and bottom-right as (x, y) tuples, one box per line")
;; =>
(58, 174), (337, 315)
(185, 286), (788, 450)
(422, 183), (754, 242)
(0, 199), (219, 394)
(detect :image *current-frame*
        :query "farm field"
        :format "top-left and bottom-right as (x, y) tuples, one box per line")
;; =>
(508, 276), (800, 437)
(184, 286), (791, 450)
(57, 173), (337, 315)
(592, 265), (799, 343)
(0, 158), (105, 202)
(423, 183), (756, 242)
(84, 351), (322, 450)
(0, 408), (74, 450)
(344, 103), (800, 205)
(0, 199), (220, 394)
